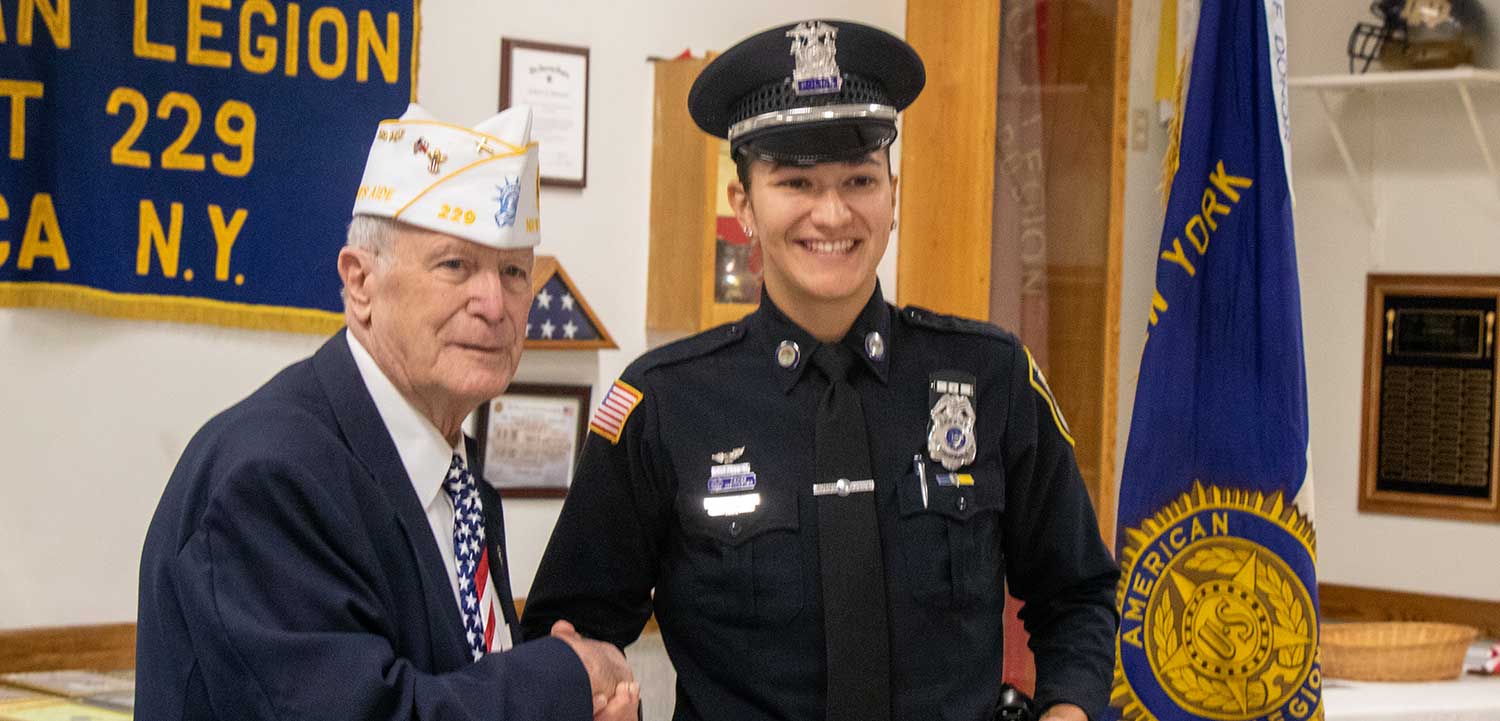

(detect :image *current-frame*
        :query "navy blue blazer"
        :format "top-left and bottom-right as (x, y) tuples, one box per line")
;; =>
(137, 331), (591, 721)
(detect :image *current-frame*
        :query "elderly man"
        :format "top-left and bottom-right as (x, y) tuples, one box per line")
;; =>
(137, 105), (637, 721)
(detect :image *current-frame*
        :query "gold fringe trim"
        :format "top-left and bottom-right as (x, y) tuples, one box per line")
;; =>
(1153, 0), (1178, 105)
(1159, 56), (1189, 209)
(0, 282), (343, 335)
(410, 0), (422, 103)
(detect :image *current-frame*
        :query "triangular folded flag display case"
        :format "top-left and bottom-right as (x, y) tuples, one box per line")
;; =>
(524, 256), (617, 350)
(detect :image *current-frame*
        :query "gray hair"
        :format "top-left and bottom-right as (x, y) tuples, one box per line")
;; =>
(341, 215), (403, 306)
(346, 215), (400, 262)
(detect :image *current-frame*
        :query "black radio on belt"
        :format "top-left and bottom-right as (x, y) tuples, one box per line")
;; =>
(993, 683), (1035, 721)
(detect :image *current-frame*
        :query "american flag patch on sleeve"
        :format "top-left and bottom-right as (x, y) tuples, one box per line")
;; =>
(589, 379), (643, 445)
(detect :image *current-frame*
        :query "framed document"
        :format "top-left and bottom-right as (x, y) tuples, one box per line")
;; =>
(476, 383), (591, 498)
(500, 38), (590, 188)
(1359, 274), (1500, 523)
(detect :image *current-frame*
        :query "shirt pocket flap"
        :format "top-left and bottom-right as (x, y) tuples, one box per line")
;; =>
(677, 490), (799, 547)
(897, 460), (1005, 522)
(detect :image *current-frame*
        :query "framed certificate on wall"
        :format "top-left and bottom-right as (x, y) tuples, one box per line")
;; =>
(476, 383), (592, 498)
(500, 38), (590, 188)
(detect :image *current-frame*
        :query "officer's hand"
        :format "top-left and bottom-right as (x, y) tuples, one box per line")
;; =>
(592, 680), (640, 721)
(550, 620), (636, 708)
(1039, 702), (1088, 721)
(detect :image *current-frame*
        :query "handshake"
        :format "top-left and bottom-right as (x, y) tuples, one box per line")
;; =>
(550, 620), (640, 720)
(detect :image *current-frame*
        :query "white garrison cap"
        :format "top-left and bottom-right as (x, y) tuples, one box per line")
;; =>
(352, 103), (540, 249)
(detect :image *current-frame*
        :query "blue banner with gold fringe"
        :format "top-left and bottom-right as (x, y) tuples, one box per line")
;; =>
(1111, 1), (1323, 720)
(0, 0), (417, 333)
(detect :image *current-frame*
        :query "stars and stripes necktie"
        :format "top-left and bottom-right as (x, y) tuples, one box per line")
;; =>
(443, 454), (507, 661)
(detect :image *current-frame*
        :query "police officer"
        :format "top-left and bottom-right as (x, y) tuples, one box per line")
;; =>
(522, 19), (1119, 721)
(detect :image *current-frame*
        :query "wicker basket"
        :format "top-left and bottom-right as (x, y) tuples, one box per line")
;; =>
(1320, 622), (1478, 681)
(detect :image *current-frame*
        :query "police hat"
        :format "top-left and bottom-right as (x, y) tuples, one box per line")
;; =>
(688, 19), (924, 164)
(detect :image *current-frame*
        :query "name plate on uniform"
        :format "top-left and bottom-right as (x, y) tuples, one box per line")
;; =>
(704, 493), (761, 518)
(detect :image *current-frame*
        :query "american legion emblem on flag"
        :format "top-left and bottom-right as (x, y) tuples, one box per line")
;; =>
(1111, 1), (1322, 720)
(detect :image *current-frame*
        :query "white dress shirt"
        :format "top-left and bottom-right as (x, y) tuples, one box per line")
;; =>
(346, 331), (483, 617)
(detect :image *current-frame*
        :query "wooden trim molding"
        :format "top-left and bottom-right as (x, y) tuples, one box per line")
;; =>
(0, 607), (660, 675)
(1320, 583), (1500, 639)
(897, 0), (1000, 318)
(2, 585), (1487, 675)
(1094, 0), (1134, 545)
(0, 623), (135, 674)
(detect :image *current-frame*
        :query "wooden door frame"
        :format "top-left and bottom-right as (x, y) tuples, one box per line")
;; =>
(899, 0), (1131, 541)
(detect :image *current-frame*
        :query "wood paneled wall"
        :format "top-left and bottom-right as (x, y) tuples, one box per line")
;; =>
(897, 0), (1000, 321)
(0, 624), (135, 674)
(899, 0), (1130, 534)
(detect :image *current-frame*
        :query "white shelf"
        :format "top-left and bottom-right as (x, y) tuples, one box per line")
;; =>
(1289, 66), (1500, 90)
(1290, 67), (1500, 231)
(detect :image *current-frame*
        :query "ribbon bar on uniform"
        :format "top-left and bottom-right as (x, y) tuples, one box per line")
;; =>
(812, 478), (875, 497)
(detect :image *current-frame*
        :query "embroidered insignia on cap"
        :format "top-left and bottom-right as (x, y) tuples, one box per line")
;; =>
(494, 177), (521, 228)
(1026, 346), (1074, 446)
(353, 104), (540, 250)
(589, 379), (643, 445)
(787, 21), (843, 96)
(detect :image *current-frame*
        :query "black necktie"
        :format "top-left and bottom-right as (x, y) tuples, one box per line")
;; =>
(811, 344), (891, 721)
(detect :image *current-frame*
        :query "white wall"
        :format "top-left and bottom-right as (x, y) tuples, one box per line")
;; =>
(0, 0), (904, 630)
(1117, 0), (1500, 602)
(416, 0), (906, 600)
(1289, 0), (1500, 600)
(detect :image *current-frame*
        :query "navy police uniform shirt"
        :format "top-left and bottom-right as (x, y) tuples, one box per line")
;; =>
(522, 286), (1120, 721)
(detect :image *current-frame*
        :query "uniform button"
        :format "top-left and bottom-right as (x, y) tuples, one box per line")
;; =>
(776, 340), (801, 369)
(957, 496), (967, 512)
(864, 331), (885, 361)
(729, 521), (741, 537)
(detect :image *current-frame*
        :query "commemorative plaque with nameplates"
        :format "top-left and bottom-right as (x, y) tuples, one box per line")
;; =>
(1360, 274), (1500, 522)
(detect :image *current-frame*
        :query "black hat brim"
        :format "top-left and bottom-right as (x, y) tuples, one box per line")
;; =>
(688, 20), (925, 143)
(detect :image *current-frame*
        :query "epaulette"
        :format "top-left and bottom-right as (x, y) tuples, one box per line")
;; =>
(899, 305), (1017, 346)
(628, 321), (747, 376)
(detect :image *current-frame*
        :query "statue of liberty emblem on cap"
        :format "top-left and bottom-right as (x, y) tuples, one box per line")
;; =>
(787, 21), (843, 96)
(493, 176), (521, 228)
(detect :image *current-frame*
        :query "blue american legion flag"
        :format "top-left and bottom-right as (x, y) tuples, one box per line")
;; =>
(525, 273), (603, 342)
(1111, 2), (1322, 721)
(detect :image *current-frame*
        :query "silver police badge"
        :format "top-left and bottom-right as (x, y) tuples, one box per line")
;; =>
(927, 391), (976, 470)
(786, 21), (843, 96)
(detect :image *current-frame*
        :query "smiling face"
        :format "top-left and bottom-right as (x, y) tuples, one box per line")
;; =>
(340, 222), (534, 426)
(729, 151), (896, 319)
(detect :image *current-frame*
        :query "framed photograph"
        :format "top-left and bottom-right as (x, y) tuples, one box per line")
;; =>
(1359, 274), (1500, 523)
(500, 38), (589, 188)
(476, 383), (591, 498)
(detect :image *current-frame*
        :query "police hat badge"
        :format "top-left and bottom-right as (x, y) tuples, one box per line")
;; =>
(928, 372), (977, 470)
(687, 19), (925, 164)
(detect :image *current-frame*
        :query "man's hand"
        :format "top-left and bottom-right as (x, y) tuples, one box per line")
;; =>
(592, 680), (640, 721)
(1039, 702), (1088, 721)
(550, 620), (636, 710)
